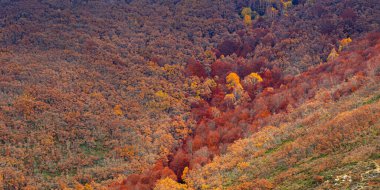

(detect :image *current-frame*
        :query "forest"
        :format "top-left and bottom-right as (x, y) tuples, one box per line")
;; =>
(0, 0), (379, 189)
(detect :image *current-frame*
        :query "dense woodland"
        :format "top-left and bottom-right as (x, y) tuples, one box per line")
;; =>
(0, 0), (379, 189)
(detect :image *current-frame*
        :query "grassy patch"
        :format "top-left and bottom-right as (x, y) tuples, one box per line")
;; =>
(80, 141), (107, 158)
(362, 94), (380, 105)
(369, 153), (380, 160)
(265, 139), (294, 154)
(310, 153), (328, 162)
(41, 170), (61, 179)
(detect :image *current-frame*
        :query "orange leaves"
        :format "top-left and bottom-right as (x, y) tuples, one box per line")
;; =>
(243, 15), (252, 25)
(113, 105), (123, 116)
(328, 38), (352, 62)
(339, 37), (352, 51)
(14, 94), (47, 119)
(116, 145), (135, 160)
(241, 7), (253, 25)
(237, 162), (250, 171)
(253, 179), (274, 189)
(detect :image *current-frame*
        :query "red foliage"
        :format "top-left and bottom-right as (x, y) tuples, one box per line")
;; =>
(221, 127), (242, 143)
(207, 130), (221, 147)
(211, 60), (234, 78)
(169, 150), (190, 180)
(216, 39), (240, 57)
(189, 156), (209, 169)
(185, 58), (208, 78)
(192, 135), (205, 152)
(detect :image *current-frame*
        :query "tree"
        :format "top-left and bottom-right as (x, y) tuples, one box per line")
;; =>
(226, 72), (241, 90)
(154, 177), (188, 190)
(339, 37), (352, 51)
(224, 93), (236, 107)
(244, 15), (252, 25)
(241, 7), (252, 17)
(243, 72), (263, 85)
(327, 48), (339, 61)
(113, 105), (123, 116)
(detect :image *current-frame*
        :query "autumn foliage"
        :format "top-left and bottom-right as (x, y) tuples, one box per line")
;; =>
(1, 0), (380, 189)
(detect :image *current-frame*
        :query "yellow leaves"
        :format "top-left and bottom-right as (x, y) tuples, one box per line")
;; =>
(339, 37), (352, 51)
(201, 184), (210, 190)
(148, 90), (174, 110)
(226, 72), (240, 89)
(189, 77), (216, 98)
(0, 174), (3, 188)
(225, 72), (258, 104)
(328, 37), (352, 62)
(154, 177), (188, 190)
(282, 0), (293, 9)
(241, 7), (252, 17)
(181, 166), (189, 182)
(224, 93), (236, 106)
(113, 105), (123, 116)
(162, 64), (180, 79)
(232, 83), (244, 99)
(84, 184), (94, 190)
(203, 78), (217, 89)
(190, 81), (198, 89)
(245, 72), (263, 83)
(327, 48), (339, 62)
(155, 90), (169, 99)
(241, 7), (252, 25)
(204, 50), (216, 60)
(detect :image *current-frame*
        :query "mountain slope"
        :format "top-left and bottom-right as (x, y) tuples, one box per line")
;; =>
(0, 0), (379, 189)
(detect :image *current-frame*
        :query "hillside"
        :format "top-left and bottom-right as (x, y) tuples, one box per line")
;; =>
(0, 0), (379, 189)
(185, 34), (380, 190)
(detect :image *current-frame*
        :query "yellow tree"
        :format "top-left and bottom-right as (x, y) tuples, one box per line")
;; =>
(113, 105), (123, 116)
(327, 48), (339, 61)
(226, 72), (241, 89)
(241, 7), (252, 25)
(224, 93), (236, 107)
(241, 7), (252, 17)
(244, 15), (252, 25)
(244, 72), (263, 84)
(226, 72), (245, 100)
(154, 177), (188, 190)
(339, 37), (352, 51)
